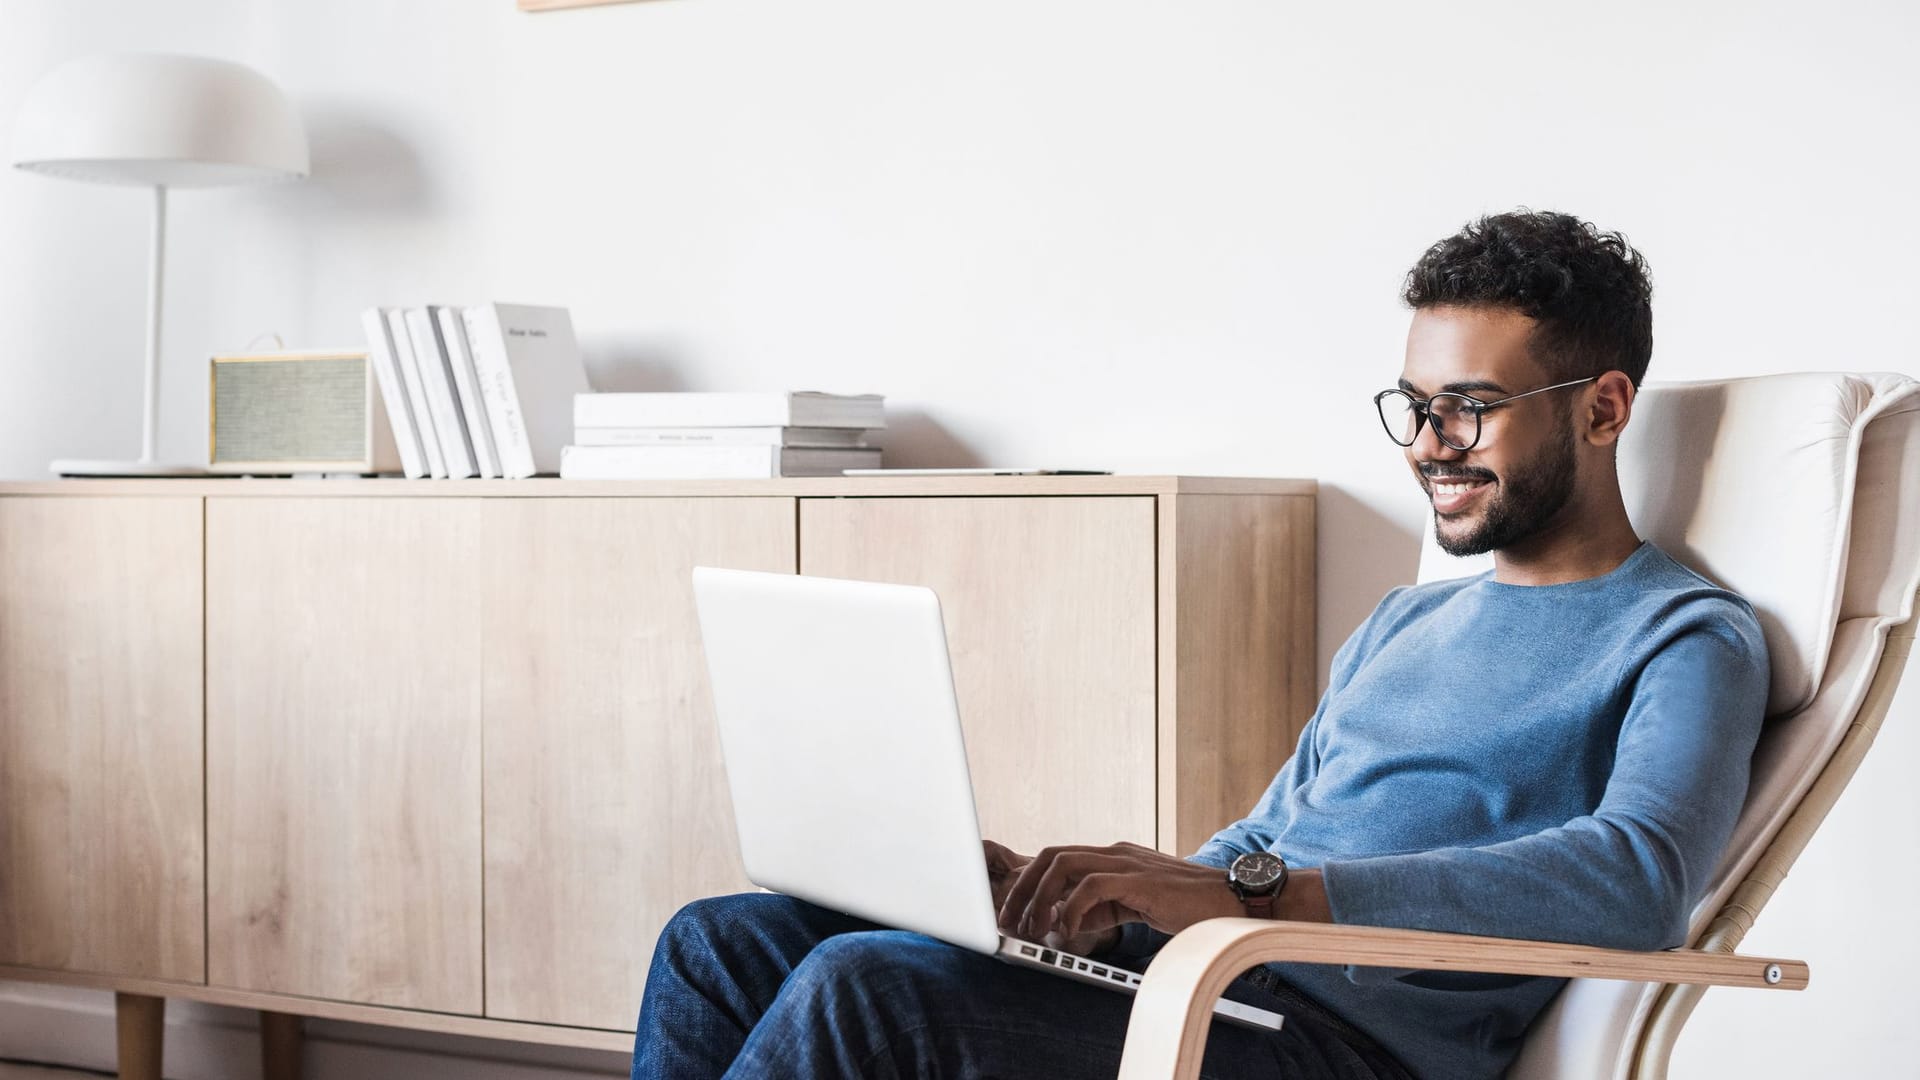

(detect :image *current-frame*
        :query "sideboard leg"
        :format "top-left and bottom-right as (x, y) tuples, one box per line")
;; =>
(114, 992), (165, 1080)
(260, 1009), (305, 1080)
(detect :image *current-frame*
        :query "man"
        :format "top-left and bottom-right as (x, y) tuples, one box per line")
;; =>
(631, 210), (1770, 1080)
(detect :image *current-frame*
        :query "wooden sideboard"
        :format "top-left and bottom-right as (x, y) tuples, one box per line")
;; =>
(0, 475), (1314, 1074)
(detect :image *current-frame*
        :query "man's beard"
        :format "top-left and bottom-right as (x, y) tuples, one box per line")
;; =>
(1430, 419), (1579, 557)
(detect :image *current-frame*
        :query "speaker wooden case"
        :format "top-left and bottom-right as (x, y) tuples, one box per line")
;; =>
(208, 350), (401, 475)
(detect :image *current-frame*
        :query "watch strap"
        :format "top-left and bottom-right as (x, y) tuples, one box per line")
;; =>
(1241, 891), (1277, 918)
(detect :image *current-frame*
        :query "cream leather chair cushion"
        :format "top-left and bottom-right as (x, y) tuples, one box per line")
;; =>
(1414, 372), (1920, 1080)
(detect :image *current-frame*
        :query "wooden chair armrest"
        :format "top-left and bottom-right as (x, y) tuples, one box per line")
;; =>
(1115, 918), (1807, 1080)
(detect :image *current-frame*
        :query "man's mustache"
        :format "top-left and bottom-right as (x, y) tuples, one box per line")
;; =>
(1420, 466), (1497, 484)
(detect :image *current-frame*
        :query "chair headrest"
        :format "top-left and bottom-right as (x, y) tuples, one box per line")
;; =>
(1417, 372), (1920, 716)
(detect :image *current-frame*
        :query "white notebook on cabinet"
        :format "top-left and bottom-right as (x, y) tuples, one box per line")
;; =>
(463, 303), (591, 478)
(435, 305), (501, 479)
(386, 308), (447, 478)
(360, 307), (428, 479)
(403, 307), (477, 479)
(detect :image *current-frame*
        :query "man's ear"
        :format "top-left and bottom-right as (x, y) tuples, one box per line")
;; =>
(1585, 371), (1636, 448)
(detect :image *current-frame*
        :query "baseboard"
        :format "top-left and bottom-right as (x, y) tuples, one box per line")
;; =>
(0, 982), (627, 1080)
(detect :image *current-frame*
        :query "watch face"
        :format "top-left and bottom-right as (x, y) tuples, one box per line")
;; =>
(1231, 851), (1286, 890)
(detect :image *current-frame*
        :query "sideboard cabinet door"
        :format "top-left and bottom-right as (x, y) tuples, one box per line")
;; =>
(798, 496), (1157, 854)
(0, 496), (204, 982)
(206, 498), (484, 1013)
(480, 497), (796, 1030)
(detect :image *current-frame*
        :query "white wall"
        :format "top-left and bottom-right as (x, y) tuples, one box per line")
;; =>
(0, 0), (1914, 1076)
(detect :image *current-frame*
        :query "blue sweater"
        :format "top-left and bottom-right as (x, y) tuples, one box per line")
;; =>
(1183, 543), (1769, 1080)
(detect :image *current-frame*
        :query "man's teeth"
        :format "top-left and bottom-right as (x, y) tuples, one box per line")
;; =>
(1432, 481), (1485, 495)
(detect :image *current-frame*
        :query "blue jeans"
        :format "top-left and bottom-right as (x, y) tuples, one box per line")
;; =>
(632, 892), (1413, 1080)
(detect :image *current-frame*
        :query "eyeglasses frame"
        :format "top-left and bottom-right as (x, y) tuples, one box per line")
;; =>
(1373, 375), (1600, 452)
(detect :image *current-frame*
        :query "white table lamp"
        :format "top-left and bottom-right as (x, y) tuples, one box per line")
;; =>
(12, 52), (309, 476)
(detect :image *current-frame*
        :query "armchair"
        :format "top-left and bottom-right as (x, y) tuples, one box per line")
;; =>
(1118, 372), (1920, 1080)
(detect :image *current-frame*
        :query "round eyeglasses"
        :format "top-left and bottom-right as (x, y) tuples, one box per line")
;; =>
(1373, 376), (1598, 452)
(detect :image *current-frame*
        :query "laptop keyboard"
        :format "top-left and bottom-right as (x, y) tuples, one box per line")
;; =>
(1013, 941), (1140, 986)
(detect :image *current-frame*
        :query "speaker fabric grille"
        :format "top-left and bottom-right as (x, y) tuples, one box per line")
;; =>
(212, 357), (367, 464)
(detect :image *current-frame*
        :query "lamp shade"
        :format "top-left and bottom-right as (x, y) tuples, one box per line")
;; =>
(11, 53), (308, 188)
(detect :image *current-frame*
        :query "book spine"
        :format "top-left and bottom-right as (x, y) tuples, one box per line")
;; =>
(360, 308), (428, 478)
(570, 426), (870, 448)
(404, 307), (477, 479)
(574, 394), (795, 429)
(573, 394), (884, 429)
(776, 448), (882, 476)
(435, 306), (500, 479)
(387, 309), (447, 478)
(462, 305), (536, 479)
(558, 444), (777, 479)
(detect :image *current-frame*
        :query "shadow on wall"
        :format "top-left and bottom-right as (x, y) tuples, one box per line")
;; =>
(275, 105), (434, 219)
(870, 409), (983, 469)
(1316, 484), (1422, 687)
(582, 335), (693, 393)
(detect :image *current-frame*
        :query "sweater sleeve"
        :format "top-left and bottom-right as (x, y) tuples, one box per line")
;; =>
(1320, 618), (1768, 963)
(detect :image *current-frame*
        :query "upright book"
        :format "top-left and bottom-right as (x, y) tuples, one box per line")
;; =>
(403, 307), (477, 479)
(463, 303), (592, 478)
(434, 305), (501, 479)
(359, 308), (428, 478)
(385, 308), (447, 478)
(574, 391), (885, 431)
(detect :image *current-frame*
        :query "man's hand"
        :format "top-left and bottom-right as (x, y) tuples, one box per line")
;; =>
(994, 841), (1247, 955)
(982, 839), (1031, 910)
(985, 838), (1122, 955)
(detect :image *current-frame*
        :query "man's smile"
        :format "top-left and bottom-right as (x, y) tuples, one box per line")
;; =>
(1429, 478), (1492, 514)
(1423, 469), (1497, 515)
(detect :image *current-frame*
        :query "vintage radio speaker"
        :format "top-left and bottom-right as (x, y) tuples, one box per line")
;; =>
(208, 350), (401, 475)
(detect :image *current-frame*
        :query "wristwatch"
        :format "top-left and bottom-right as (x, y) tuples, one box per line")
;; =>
(1226, 851), (1288, 918)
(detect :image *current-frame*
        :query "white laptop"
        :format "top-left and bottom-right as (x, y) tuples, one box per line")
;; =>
(690, 566), (1283, 1033)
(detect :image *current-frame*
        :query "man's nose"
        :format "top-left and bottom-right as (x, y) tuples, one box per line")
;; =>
(1411, 415), (1465, 462)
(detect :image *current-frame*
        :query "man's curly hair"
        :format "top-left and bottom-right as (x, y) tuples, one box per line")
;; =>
(1402, 210), (1654, 387)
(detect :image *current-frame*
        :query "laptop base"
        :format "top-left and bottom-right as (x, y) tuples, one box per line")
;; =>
(994, 937), (1284, 1032)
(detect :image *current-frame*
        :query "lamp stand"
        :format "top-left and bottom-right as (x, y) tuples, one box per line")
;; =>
(142, 183), (165, 463)
(53, 185), (209, 477)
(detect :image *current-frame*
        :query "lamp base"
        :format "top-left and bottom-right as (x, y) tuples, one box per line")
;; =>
(51, 459), (213, 478)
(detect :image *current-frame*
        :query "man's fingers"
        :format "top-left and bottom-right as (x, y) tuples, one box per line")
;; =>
(1055, 872), (1138, 939)
(1016, 851), (1139, 938)
(982, 839), (1029, 874)
(998, 845), (1086, 929)
(984, 841), (1028, 908)
(997, 844), (1153, 933)
(1016, 855), (1080, 938)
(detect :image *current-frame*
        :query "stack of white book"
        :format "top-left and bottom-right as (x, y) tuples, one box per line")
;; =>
(562, 392), (885, 479)
(361, 303), (592, 479)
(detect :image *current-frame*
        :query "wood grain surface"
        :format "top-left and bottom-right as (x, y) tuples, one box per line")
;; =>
(1158, 494), (1317, 854)
(0, 497), (204, 982)
(206, 497), (485, 1012)
(800, 495), (1158, 854)
(479, 497), (795, 1029)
